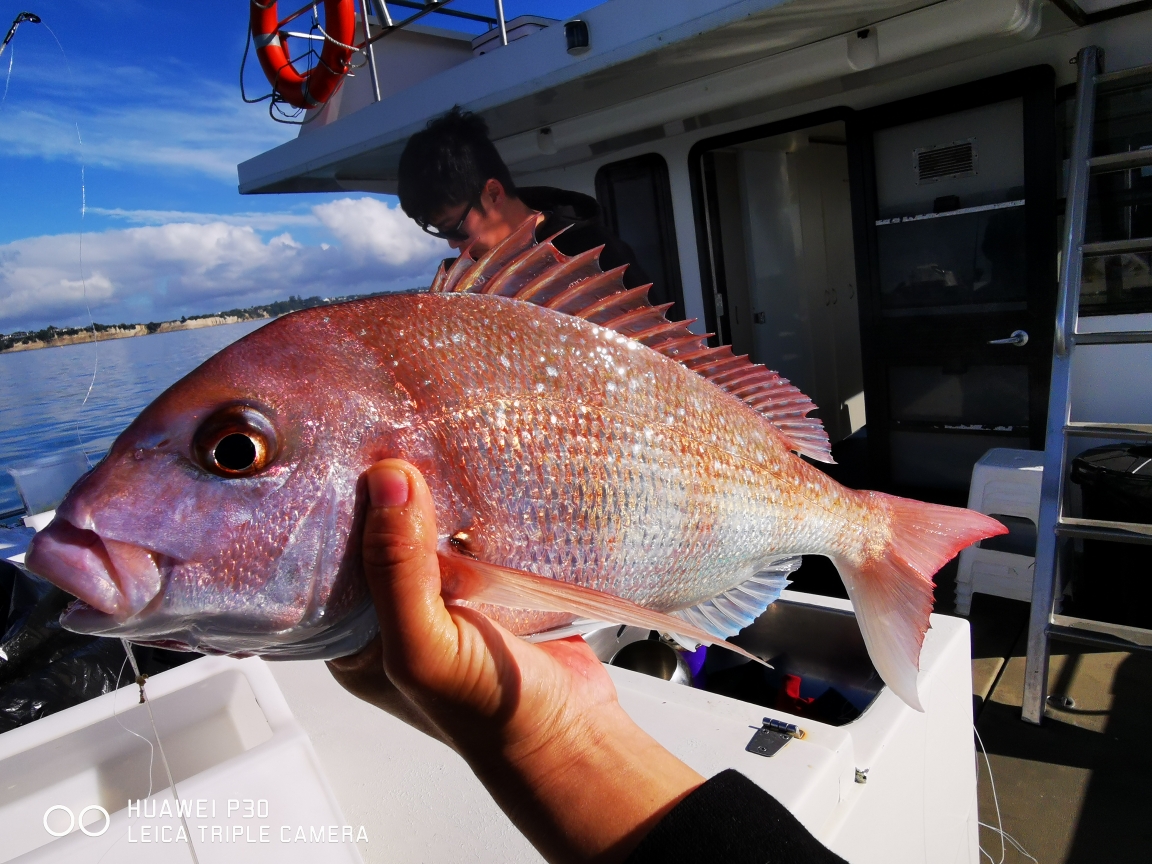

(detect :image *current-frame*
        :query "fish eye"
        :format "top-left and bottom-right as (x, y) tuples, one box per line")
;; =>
(192, 404), (278, 478)
(214, 433), (257, 472)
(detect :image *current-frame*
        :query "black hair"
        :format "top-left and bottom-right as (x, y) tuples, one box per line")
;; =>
(397, 106), (517, 225)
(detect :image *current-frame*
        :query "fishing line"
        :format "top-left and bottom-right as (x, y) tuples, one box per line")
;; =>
(0, 44), (13, 110)
(38, 20), (98, 460)
(978, 823), (1038, 864)
(974, 725), (1037, 864)
(121, 639), (201, 864)
(111, 651), (155, 802)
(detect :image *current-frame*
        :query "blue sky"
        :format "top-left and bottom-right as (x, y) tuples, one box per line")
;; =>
(0, 0), (591, 333)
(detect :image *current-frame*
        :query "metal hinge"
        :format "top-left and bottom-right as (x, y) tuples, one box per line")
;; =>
(745, 718), (805, 757)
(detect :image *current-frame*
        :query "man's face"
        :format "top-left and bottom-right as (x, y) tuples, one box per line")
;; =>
(425, 178), (522, 257)
(428, 199), (482, 252)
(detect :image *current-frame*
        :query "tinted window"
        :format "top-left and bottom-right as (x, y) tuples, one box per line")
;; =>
(595, 154), (685, 321)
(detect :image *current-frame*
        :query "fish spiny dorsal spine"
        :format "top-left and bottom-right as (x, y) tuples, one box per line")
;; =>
(429, 214), (834, 463)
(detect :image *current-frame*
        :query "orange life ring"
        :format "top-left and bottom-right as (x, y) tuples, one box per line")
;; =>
(250, 0), (356, 110)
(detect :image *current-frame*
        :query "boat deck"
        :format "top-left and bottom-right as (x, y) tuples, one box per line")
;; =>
(799, 435), (1151, 862)
(790, 538), (1149, 862)
(950, 585), (1151, 863)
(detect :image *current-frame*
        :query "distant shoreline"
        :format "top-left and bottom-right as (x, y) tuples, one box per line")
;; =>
(0, 314), (264, 354)
(0, 291), (407, 354)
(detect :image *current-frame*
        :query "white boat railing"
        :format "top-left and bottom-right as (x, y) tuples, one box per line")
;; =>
(358, 1), (508, 104)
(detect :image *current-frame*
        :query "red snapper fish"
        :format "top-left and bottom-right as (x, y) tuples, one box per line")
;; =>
(25, 216), (1004, 709)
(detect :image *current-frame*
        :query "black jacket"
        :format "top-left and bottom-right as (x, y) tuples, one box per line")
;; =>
(518, 186), (650, 289)
(435, 186), (649, 291)
(438, 186), (650, 289)
(625, 770), (848, 864)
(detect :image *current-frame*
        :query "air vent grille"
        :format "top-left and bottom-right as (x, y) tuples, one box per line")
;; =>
(914, 140), (977, 184)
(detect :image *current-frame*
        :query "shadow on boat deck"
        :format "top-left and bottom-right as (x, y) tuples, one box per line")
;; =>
(956, 594), (1152, 863)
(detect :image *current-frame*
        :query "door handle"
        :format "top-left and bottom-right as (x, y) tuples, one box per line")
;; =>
(988, 329), (1029, 347)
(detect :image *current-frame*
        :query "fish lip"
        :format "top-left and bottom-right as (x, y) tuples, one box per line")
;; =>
(25, 517), (168, 620)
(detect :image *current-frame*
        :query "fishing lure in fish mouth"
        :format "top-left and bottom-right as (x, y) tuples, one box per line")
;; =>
(25, 214), (1005, 709)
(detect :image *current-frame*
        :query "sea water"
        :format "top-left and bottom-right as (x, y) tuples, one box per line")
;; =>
(0, 321), (268, 516)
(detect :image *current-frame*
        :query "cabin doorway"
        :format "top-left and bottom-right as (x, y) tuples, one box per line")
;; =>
(692, 114), (866, 448)
(854, 68), (1057, 501)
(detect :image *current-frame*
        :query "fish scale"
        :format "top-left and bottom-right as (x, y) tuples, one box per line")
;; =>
(388, 294), (853, 614)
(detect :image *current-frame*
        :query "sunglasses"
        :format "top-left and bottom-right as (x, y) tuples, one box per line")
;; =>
(420, 202), (474, 242)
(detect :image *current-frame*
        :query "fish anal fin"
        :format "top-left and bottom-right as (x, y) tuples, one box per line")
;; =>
(672, 558), (801, 641)
(834, 494), (1007, 711)
(436, 549), (766, 665)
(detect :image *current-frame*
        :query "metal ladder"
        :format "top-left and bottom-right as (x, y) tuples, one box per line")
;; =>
(1022, 45), (1152, 725)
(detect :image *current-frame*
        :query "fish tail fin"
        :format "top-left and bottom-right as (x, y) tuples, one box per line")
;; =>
(437, 549), (768, 667)
(833, 493), (1006, 711)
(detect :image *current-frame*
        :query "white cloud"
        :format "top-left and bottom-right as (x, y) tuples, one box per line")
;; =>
(0, 199), (448, 333)
(90, 208), (320, 230)
(314, 197), (445, 265)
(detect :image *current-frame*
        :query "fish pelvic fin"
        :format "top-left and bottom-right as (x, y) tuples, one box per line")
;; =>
(436, 549), (767, 666)
(428, 213), (833, 463)
(834, 493), (1007, 711)
(672, 557), (801, 642)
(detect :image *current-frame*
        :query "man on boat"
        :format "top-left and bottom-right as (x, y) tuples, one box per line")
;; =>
(397, 107), (651, 288)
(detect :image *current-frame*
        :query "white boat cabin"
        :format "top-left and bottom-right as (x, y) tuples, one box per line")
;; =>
(240, 0), (1152, 503)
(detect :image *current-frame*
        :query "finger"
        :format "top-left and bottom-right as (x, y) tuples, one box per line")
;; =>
(362, 459), (459, 683)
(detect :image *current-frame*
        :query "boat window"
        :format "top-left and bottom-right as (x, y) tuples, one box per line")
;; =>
(873, 99), (1028, 317)
(691, 118), (865, 446)
(888, 365), (1030, 426)
(594, 154), (685, 321)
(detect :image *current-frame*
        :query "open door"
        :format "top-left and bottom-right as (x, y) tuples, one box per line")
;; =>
(691, 111), (866, 447)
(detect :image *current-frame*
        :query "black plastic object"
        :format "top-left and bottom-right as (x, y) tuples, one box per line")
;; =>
(0, 560), (197, 732)
(564, 19), (589, 55)
(700, 657), (862, 726)
(1070, 444), (1152, 628)
(1071, 445), (1152, 519)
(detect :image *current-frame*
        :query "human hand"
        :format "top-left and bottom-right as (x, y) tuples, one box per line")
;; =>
(327, 459), (704, 864)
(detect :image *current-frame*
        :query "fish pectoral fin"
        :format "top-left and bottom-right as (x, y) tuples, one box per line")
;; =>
(436, 549), (766, 665)
(672, 557), (801, 640)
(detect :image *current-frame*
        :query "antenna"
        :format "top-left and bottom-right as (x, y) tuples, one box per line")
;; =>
(0, 12), (40, 60)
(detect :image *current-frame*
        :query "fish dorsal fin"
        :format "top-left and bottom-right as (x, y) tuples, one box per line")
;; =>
(429, 214), (832, 463)
(672, 557), (801, 641)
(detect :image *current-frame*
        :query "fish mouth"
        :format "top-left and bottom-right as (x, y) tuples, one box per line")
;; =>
(25, 517), (168, 622)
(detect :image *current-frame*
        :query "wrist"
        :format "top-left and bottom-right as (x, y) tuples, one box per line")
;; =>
(463, 701), (704, 863)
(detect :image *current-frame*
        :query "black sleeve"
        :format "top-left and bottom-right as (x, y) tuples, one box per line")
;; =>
(624, 770), (848, 864)
(548, 222), (653, 291)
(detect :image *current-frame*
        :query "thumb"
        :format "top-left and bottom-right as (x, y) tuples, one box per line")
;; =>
(362, 459), (459, 683)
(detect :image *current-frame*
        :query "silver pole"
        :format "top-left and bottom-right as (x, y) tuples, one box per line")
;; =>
(1020, 45), (1100, 726)
(1053, 46), (1099, 359)
(495, 0), (508, 46)
(374, 0), (393, 28)
(359, 0), (381, 101)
